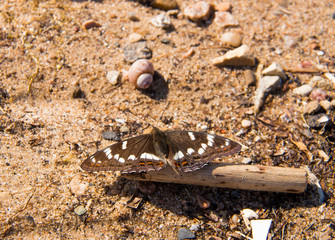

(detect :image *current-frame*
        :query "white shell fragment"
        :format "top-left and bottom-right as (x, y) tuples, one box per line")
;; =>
(127, 59), (154, 89)
(241, 208), (258, 230)
(262, 62), (287, 80)
(251, 219), (272, 240)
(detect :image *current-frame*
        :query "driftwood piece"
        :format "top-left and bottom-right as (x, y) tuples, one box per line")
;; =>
(123, 163), (308, 193)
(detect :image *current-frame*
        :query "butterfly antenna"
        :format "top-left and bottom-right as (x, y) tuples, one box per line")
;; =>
(158, 102), (170, 122)
(121, 108), (154, 130)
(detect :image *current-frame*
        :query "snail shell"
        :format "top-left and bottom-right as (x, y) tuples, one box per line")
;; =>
(127, 59), (154, 89)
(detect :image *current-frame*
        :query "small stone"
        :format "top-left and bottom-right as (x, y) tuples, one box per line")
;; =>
(189, 224), (200, 232)
(320, 100), (332, 111)
(72, 87), (85, 99)
(177, 227), (196, 240)
(214, 2), (231, 12)
(69, 176), (89, 196)
(214, 12), (239, 28)
(128, 33), (144, 43)
(229, 214), (240, 230)
(308, 76), (326, 88)
(304, 101), (321, 115)
(161, 38), (170, 44)
(150, 13), (172, 29)
(123, 41), (152, 63)
(196, 195), (210, 209)
(244, 70), (256, 86)
(184, 1), (213, 22)
(128, 12), (139, 21)
(220, 31), (242, 47)
(120, 125), (129, 133)
(293, 84), (313, 96)
(309, 89), (327, 101)
(241, 119), (252, 128)
(300, 129), (314, 139)
(242, 157), (252, 164)
(82, 19), (102, 29)
(151, 0), (178, 10)
(211, 44), (255, 67)
(106, 70), (121, 85)
(331, 100), (335, 108)
(306, 113), (330, 129)
(262, 62), (287, 80)
(324, 73), (335, 85)
(102, 131), (120, 141)
(74, 206), (87, 216)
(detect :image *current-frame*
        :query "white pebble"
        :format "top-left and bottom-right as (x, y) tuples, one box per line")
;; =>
(293, 84), (313, 96)
(106, 70), (121, 85)
(241, 119), (252, 128)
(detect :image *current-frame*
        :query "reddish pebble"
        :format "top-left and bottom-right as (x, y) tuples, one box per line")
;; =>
(82, 19), (102, 29)
(310, 88), (327, 101)
(214, 12), (239, 28)
(184, 1), (213, 22)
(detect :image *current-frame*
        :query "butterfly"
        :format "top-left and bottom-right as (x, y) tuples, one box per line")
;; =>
(80, 127), (241, 174)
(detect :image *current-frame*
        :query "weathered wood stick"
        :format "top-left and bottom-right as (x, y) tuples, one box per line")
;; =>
(123, 163), (308, 193)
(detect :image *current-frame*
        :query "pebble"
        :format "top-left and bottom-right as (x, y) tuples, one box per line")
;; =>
(304, 101), (321, 115)
(262, 62), (287, 80)
(324, 73), (335, 85)
(72, 87), (85, 99)
(242, 157), (252, 164)
(331, 100), (335, 108)
(178, 227), (196, 240)
(214, 2), (231, 12)
(320, 100), (332, 111)
(69, 176), (88, 196)
(128, 33), (144, 43)
(244, 70), (256, 86)
(120, 125), (129, 133)
(151, 0), (179, 10)
(214, 12), (239, 28)
(123, 41), (152, 63)
(82, 19), (102, 30)
(309, 89), (327, 101)
(106, 70), (121, 85)
(128, 12), (139, 21)
(300, 129), (314, 139)
(306, 113), (330, 129)
(184, 1), (213, 22)
(241, 119), (252, 128)
(196, 195), (210, 209)
(74, 206), (87, 216)
(293, 84), (313, 96)
(189, 224), (200, 232)
(211, 44), (255, 67)
(150, 13), (172, 29)
(254, 76), (282, 114)
(102, 131), (120, 141)
(308, 76), (328, 88)
(220, 31), (242, 47)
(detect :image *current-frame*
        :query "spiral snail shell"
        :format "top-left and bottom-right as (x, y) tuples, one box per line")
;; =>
(127, 59), (154, 89)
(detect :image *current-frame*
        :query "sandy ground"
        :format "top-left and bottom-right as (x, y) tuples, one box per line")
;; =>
(1, 0), (334, 239)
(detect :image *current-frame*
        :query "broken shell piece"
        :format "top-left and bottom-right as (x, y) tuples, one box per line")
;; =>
(241, 208), (258, 230)
(127, 59), (154, 89)
(251, 219), (272, 240)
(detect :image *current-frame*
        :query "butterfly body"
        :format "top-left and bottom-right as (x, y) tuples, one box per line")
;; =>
(81, 127), (241, 174)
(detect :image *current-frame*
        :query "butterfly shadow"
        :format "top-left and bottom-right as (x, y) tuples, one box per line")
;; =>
(138, 71), (169, 100)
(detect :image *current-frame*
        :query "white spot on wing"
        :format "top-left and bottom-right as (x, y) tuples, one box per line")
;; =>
(140, 153), (161, 161)
(119, 157), (125, 163)
(122, 141), (127, 150)
(114, 154), (119, 160)
(107, 153), (113, 159)
(198, 148), (205, 155)
(128, 155), (136, 161)
(201, 143), (207, 149)
(91, 157), (96, 163)
(225, 139), (230, 146)
(187, 148), (195, 155)
(174, 151), (184, 160)
(188, 132), (195, 140)
(207, 134), (214, 146)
